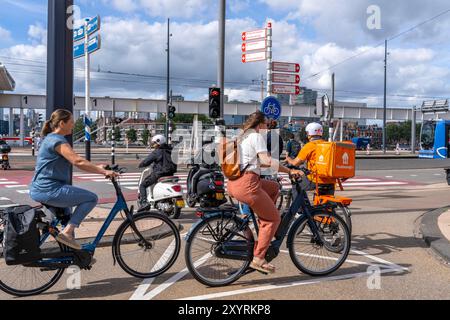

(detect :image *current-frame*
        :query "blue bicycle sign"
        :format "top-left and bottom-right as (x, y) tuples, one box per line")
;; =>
(261, 96), (282, 120)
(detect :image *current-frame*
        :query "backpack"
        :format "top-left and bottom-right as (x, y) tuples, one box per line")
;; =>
(1, 205), (41, 266)
(161, 148), (177, 175)
(218, 138), (248, 181)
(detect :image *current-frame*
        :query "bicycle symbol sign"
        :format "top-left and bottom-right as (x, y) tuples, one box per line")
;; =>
(261, 96), (282, 120)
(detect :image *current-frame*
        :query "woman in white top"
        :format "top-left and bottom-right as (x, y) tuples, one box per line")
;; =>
(227, 111), (303, 274)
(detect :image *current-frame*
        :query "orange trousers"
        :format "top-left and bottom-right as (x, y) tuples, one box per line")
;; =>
(228, 173), (280, 260)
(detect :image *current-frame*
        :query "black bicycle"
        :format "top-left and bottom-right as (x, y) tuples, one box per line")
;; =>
(0, 165), (181, 297)
(185, 169), (351, 287)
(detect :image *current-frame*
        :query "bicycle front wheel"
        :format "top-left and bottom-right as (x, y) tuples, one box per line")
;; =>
(113, 212), (181, 279)
(288, 210), (351, 277)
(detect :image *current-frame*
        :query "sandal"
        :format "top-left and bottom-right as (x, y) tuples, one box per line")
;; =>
(56, 234), (82, 251)
(250, 257), (276, 275)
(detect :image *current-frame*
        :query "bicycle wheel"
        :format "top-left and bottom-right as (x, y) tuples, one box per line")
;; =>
(185, 214), (253, 287)
(113, 212), (181, 279)
(0, 236), (66, 297)
(335, 204), (352, 234)
(288, 210), (350, 277)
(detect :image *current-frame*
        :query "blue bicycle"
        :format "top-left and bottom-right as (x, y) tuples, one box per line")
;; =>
(0, 165), (181, 297)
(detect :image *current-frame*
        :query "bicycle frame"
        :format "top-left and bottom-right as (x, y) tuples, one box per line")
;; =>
(35, 177), (148, 266)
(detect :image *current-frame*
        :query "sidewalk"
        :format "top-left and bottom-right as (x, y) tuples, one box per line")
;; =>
(420, 207), (450, 264)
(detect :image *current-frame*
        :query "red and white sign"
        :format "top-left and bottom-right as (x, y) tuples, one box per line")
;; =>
(271, 84), (301, 95)
(242, 40), (266, 53)
(272, 73), (300, 84)
(272, 62), (300, 73)
(242, 29), (267, 42)
(242, 52), (267, 63)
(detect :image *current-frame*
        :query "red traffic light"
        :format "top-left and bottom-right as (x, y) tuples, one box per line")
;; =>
(211, 90), (220, 97)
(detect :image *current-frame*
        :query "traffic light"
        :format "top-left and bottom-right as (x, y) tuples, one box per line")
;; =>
(168, 105), (176, 120)
(38, 114), (44, 125)
(209, 87), (221, 119)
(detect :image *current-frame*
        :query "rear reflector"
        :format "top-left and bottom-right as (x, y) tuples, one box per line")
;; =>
(172, 185), (182, 192)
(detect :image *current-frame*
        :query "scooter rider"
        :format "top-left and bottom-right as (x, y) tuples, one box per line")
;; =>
(138, 135), (177, 210)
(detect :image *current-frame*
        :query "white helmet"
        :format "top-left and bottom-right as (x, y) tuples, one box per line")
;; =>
(151, 135), (167, 146)
(306, 123), (324, 136)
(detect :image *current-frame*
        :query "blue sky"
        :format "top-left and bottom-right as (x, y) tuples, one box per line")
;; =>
(0, 0), (449, 107)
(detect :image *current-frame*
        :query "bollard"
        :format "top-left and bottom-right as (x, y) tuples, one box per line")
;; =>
(396, 143), (400, 155)
(366, 144), (371, 155)
(31, 128), (35, 157)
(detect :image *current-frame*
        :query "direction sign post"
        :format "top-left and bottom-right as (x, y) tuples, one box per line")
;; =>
(271, 84), (301, 95)
(272, 73), (300, 84)
(73, 16), (101, 161)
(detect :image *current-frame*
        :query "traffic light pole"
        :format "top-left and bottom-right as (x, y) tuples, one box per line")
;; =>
(216, 0), (226, 142)
(111, 100), (116, 165)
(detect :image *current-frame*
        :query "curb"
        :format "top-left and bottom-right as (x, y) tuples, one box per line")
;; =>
(420, 206), (450, 264)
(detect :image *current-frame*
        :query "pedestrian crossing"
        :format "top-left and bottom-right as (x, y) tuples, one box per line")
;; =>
(73, 172), (413, 193)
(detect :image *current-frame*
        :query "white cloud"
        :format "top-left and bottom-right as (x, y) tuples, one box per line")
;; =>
(0, 26), (11, 41)
(2, 16), (449, 108)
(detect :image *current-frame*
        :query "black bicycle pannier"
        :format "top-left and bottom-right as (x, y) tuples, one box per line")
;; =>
(2, 205), (41, 266)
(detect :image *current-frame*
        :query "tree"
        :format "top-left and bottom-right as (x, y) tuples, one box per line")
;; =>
(142, 129), (150, 146)
(108, 127), (121, 142)
(126, 128), (137, 143)
(74, 118), (84, 136)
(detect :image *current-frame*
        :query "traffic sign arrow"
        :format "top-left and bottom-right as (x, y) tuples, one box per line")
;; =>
(272, 73), (301, 84)
(242, 29), (267, 42)
(272, 62), (300, 73)
(271, 84), (301, 95)
(242, 52), (267, 63)
(242, 40), (266, 53)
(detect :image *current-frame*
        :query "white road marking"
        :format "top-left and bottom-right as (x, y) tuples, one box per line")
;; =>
(178, 268), (405, 301)
(130, 252), (212, 301)
(385, 176), (394, 178)
(343, 182), (407, 187)
(279, 250), (377, 267)
(17, 190), (30, 194)
(0, 204), (18, 208)
(5, 185), (28, 188)
(125, 187), (139, 190)
(0, 197), (10, 201)
(351, 249), (409, 272)
(0, 182), (18, 185)
(130, 239), (178, 300)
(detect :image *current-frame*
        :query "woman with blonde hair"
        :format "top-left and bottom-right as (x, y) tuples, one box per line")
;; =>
(227, 111), (304, 274)
(30, 109), (118, 250)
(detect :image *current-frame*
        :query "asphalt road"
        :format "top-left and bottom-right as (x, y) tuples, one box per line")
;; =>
(1, 183), (449, 300)
(1, 157), (450, 300)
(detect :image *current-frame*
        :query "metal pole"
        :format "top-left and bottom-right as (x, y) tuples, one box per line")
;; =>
(266, 22), (273, 98)
(218, 0), (226, 116)
(8, 108), (13, 136)
(383, 39), (388, 154)
(166, 18), (171, 141)
(19, 107), (24, 147)
(84, 19), (91, 161)
(31, 128), (35, 156)
(340, 118), (344, 142)
(168, 90), (173, 146)
(215, 0), (226, 144)
(261, 75), (264, 103)
(412, 106), (417, 154)
(329, 73), (335, 142)
(111, 100), (115, 165)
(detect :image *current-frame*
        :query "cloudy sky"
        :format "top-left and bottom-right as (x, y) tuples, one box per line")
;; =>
(0, 0), (449, 107)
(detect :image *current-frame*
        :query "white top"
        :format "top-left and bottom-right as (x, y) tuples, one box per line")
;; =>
(239, 132), (268, 175)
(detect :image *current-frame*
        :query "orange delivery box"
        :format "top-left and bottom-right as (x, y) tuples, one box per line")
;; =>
(315, 142), (356, 179)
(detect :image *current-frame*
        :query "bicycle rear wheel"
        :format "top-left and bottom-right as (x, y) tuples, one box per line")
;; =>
(288, 210), (351, 277)
(185, 214), (253, 287)
(0, 237), (65, 297)
(113, 212), (181, 279)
